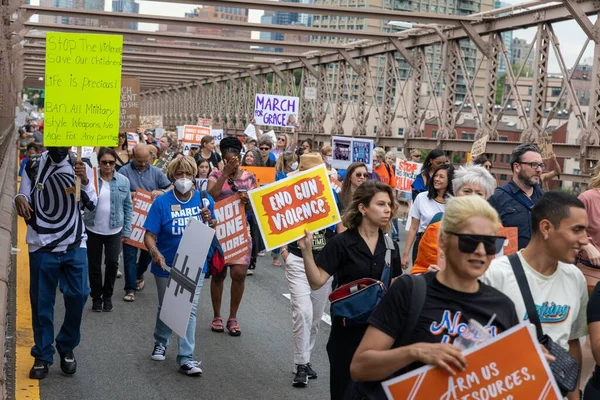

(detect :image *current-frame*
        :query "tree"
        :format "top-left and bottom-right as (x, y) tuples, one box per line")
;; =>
(496, 74), (506, 105)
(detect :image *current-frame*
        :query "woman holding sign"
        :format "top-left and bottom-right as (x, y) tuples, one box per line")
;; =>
(143, 156), (217, 376)
(349, 196), (519, 398)
(208, 137), (257, 336)
(298, 180), (402, 400)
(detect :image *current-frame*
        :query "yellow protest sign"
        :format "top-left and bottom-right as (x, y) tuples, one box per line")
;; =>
(44, 32), (123, 147)
(248, 165), (341, 251)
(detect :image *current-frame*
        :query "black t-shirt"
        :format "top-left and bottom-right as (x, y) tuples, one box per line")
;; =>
(588, 281), (600, 324)
(198, 151), (221, 169)
(369, 272), (519, 374)
(316, 228), (401, 286)
(288, 228), (335, 258)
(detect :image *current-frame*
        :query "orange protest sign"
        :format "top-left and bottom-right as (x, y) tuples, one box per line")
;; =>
(123, 189), (152, 250)
(383, 323), (561, 400)
(330, 176), (342, 193)
(248, 165), (341, 251)
(242, 166), (276, 186)
(182, 125), (211, 145)
(214, 194), (251, 263)
(395, 161), (422, 193)
(497, 227), (518, 258)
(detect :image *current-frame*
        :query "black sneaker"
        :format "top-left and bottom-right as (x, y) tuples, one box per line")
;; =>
(293, 364), (309, 387)
(179, 360), (203, 376)
(151, 344), (166, 361)
(29, 359), (49, 380)
(306, 363), (318, 379)
(103, 298), (113, 312)
(92, 298), (102, 312)
(59, 351), (77, 375)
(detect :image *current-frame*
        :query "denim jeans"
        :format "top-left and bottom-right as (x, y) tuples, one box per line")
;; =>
(122, 242), (152, 292)
(29, 247), (90, 364)
(153, 273), (204, 366)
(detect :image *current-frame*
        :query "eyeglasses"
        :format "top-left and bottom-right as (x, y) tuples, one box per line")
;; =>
(518, 161), (546, 171)
(227, 178), (239, 193)
(101, 160), (116, 166)
(259, 147), (271, 151)
(277, 137), (286, 142)
(447, 232), (506, 255)
(354, 172), (368, 178)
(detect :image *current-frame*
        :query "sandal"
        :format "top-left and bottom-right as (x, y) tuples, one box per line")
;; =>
(123, 291), (135, 302)
(211, 317), (224, 333)
(272, 257), (281, 267)
(136, 279), (145, 291)
(226, 317), (241, 337)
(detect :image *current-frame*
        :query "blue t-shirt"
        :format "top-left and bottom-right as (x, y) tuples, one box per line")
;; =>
(143, 190), (216, 278)
(275, 170), (287, 181)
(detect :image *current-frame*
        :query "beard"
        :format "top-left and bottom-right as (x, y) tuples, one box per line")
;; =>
(518, 170), (540, 187)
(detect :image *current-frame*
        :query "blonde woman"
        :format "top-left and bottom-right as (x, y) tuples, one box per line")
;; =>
(349, 196), (519, 395)
(578, 164), (600, 266)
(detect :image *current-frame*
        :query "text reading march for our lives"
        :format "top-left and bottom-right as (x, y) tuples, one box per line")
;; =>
(44, 32), (123, 147)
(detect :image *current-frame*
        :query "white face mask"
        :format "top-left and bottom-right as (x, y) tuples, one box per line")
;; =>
(291, 162), (299, 171)
(174, 178), (193, 194)
(325, 156), (333, 165)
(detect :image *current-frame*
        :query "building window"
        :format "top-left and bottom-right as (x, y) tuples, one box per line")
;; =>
(551, 87), (561, 97)
(373, 126), (378, 134)
(528, 87), (533, 95)
(432, 130), (438, 138)
(500, 174), (507, 181)
(398, 128), (404, 137)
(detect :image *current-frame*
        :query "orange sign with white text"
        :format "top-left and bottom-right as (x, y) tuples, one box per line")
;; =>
(213, 194), (251, 263)
(497, 227), (518, 258)
(182, 125), (211, 145)
(248, 165), (341, 251)
(383, 323), (561, 400)
(123, 189), (152, 250)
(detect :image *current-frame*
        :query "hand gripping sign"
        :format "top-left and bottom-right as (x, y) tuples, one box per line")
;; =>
(160, 218), (214, 338)
(248, 164), (341, 251)
(122, 189), (152, 250)
(382, 323), (561, 400)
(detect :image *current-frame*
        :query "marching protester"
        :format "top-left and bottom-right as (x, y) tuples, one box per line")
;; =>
(410, 149), (422, 163)
(299, 139), (313, 156)
(298, 180), (402, 399)
(402, 164), (454, 269)
(472, 154), (492, 171)
(143, 156), (216, 376)
(199, 135), (224, 170)
(340, 162), (369, 210)
(372, 147), (395, 187)
(258, 135), (277, 167)
(114, 132), (130, 171)
(482, 191), (589, 399)
(281, 153), (344, 388)
(241, 147), (265, 274)
(410, 165), (497, 275)
(349, 196), (519, 398)
(208, 136), (258, 336)
(18, 142), (41, 177)
(147, 144), (159, 164)
(585, 280), (600, 398)
(158, 136), (173, 156)
(272, 133), (296, 160)
(241, 147), (263, 168)
(411, 148), (448, 201)
(488, 144), (544, 250)
(14, 147), (97, 379)
(83, 148), (133, 312)
(189, 144), (201, 160)
(578, 165), (600, 266)
(320, 145), (338, 179)
(118, 144), (171, 302)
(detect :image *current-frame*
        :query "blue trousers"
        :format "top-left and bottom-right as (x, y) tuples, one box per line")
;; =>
(29, 247), (90, 364)
(122, 242), (152, 292)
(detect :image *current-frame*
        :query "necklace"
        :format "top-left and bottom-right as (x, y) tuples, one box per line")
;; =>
(174, 191), (193, 205)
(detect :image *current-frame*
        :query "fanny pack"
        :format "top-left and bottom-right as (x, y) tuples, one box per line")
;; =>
(329, 235), (394, 327)
(508, 253), (580, 396)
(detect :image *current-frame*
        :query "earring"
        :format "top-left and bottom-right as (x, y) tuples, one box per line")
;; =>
(544, 236), (548, 240)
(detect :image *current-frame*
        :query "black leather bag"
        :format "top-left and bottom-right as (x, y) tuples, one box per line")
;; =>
(508, 254), (580, 397)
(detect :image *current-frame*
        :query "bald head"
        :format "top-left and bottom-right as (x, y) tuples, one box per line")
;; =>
(132, 144), (150, 171)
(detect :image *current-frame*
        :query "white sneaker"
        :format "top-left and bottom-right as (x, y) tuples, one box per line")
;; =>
(179, 360), (203, 376)
(151, 344), (166, 361)
(116, 269), (123, 278)
(246, 269), (254, 276)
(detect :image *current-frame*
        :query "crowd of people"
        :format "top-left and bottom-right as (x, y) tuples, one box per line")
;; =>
(12, 113), (600, 399)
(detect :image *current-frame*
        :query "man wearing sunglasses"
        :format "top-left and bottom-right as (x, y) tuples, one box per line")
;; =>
(488, 144), (545, 250)
(483, 192), (589, 400)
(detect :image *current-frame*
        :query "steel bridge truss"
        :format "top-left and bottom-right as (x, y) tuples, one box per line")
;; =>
(3, 0), (600, 179)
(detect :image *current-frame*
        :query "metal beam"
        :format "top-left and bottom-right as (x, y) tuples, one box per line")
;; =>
(25, 22), (347, 51)
(24, 36), (299, 61)
(562, 0), (598, 41)
(21, 5), (421, 41)
(140, 0), (482, 24)
(459, 21), (490, 58)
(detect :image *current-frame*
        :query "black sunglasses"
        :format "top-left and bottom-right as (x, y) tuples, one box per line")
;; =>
(447, 232), (506, 255)
(259, 146), (271, 151)
(101, 160), (116, 166)
(355, 172), (368, 178)
(227, 178), (239, 193)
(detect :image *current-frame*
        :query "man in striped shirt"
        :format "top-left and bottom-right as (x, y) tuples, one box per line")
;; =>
(14, 147), (97, 380)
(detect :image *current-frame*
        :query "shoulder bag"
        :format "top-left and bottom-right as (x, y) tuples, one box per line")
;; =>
(329, 235), (396, 327)
(508, 253), (580, 397)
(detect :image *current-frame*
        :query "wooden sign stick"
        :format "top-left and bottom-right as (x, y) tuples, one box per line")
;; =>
(75, 146), (82, 202)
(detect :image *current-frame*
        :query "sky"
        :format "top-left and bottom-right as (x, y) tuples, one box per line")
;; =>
(29, 0), (595, 73)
